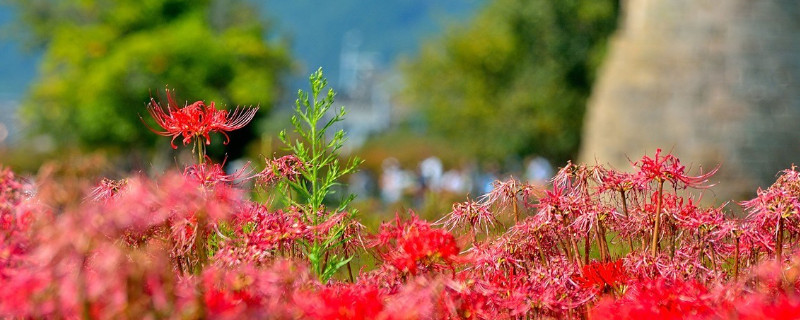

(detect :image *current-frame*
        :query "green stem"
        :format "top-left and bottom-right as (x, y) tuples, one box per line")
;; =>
(195, 138), (205, 165)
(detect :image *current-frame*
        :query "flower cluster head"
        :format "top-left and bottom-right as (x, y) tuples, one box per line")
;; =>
(439, 200), (495, 234)
(258, 155), (305, 186)
(294, 284), (385, 320)
(742, 166), (800, 222)
(591, 278), (715, 319)
(145, 88), (258, 149)
(183, 159), (255, 187)
(593, 166), (643, 194)
(634, 148), (718, 189)
(87, 177), (129, 202)
(0, 166), (26, 208)
(373, 213), (460, 275)
(574, 260), (628, 295)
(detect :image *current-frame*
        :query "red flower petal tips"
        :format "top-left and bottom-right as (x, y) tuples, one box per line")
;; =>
(144, 88), (258, 149)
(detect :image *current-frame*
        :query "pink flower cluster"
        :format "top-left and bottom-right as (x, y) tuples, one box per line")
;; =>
(6, 145), (800, 318)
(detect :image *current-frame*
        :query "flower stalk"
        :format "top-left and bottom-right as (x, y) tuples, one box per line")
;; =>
(651, 179), (664, 257)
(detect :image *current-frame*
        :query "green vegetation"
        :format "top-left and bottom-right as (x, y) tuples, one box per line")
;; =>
(278, 69), (363, 281)
(403, 0), (618, 164)
(8, 0), (290, 154)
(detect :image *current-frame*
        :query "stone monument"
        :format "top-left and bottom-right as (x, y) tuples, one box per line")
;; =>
(580, 0), (800, 204)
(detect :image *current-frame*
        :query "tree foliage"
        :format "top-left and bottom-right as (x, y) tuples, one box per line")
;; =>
(403, 0), (618, 164)
(9, 0), (290, 153)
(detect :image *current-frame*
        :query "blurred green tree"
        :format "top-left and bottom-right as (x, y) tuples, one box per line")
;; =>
(402, 0), (617, 164)
(9, 0), (290, 156)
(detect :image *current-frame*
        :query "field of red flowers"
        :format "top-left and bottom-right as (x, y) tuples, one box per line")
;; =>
(2, 71), (800, 319)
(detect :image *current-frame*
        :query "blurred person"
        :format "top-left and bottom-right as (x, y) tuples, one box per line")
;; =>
(526, 156), (553, 186)
(419, 156), (443, 192)
(476, 162), (500, 196)
(441, 168), (468, 194)
(380, 157), (415, 204)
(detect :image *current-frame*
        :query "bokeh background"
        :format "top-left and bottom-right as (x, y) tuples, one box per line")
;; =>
(1, 0), (798, 216)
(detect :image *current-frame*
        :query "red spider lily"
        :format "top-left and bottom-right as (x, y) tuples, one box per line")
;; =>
(437, 281), (497, 320)
(634, 149), (718, 189)
(575, 260), (628, 294)
(552, 161), (593, 195)
(145, 89), (258, 149)
(195, 261), (310, 318)
(593, 166), (645, 194)
(87, 178), (128, 202)
(520, 257), (595, 314)
(258, 155), (305, 185)
(591, 278), (716, 320)
(0, 165), (33, 243)
(227, 205), (308, 257)
(479, 177), (543, 224)
(534, 183), (595, 243)
(463, 240), (520, 272)
(438, 200), (496, 235)
(294, 284), (385, 320)
(183, 159), (255, 187)
(503, 216), (563, 263)
(0, 166), (26, 208)
(379, 277), (439, 319)
(741, 166), (800, 261)
(733, 293), (800, 320)
(478, 178), (520, 209)
(373, 214), (460, 275)
(535, 182), (589, 218)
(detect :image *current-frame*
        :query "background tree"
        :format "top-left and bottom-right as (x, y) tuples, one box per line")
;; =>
(402, 0), (618, 165)
(8, 0), (290, 158)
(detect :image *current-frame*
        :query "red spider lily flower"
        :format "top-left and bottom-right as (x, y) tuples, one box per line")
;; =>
(183, 159), (255, 187)
(87, 178), (128, 202)
(742, 166), (800, 225)
(0, 165), (33, 237)
(478, 178), (520, 208)
(552, 161), (591, 191)
(535, 182), (593, 227)
(373, 213), (460, 275)
(196, 262), (309, 318)
(733, 292), (800, 320)
(203, 101), (259, 145)
(214, 205), (309, 267)
(0, 166), (26, 208)
(438, 201), (496, 235)
(463, 240), (519, 272)
(394, 227), (460, 275)
(258, 155), (305, 185)
(593, 166), (645, 194)
(591, 278), (716, 320)
(574, 260), (628, 294)
(634, 149), (718, 189)
(295, 284), (385, 320)
(503, 216), (564, 262)
(437, 283), (497, 320)
(144, 89), (258, 149)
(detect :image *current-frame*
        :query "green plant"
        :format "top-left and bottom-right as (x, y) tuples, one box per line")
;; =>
(278, 68), (363, 281)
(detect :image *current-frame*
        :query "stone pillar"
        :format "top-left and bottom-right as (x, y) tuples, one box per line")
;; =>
(580, 0), (800, 203)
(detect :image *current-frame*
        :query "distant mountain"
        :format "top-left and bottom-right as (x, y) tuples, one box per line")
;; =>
(259, 0), (484, 90)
